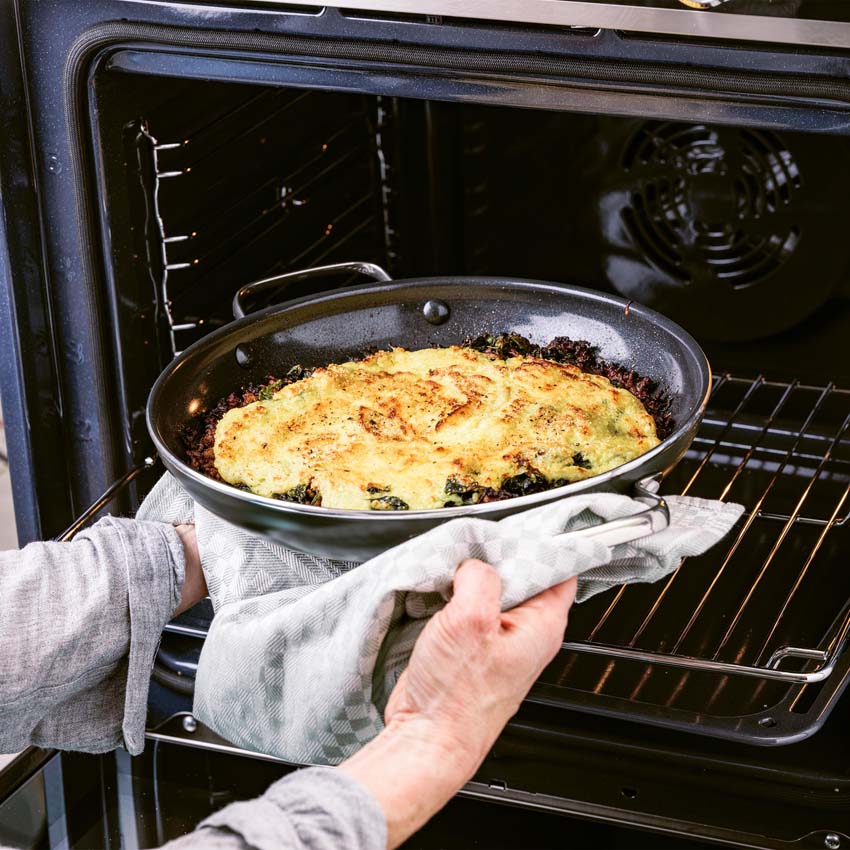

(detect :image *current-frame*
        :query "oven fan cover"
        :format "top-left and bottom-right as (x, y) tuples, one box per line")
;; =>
(599, 121), (850, 341)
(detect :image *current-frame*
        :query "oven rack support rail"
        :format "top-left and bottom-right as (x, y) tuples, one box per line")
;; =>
(57, 374), (850, 691)
(558, 638), (846, 685)
(137, 94), (397, 359)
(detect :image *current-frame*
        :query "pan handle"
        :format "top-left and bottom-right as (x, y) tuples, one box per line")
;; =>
(553, 476), (670, 549)
(232, 261), (393, 319)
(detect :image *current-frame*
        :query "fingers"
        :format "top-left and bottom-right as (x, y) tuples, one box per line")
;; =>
(520, 576), (577, 612)
(507, 576), (578, 632)
(172, 524), (206, 618)
(448, 559), (503, 624)
(547, 576), (578, 608)
(447, 562), (577, 644)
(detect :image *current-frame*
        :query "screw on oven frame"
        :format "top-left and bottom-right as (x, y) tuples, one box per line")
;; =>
(182, 715), (198, 733)
(825, 834), (841, 849)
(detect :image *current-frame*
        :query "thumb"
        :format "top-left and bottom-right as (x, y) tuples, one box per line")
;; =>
(505, 575), (577, 633)
(448, 559), (503, 622)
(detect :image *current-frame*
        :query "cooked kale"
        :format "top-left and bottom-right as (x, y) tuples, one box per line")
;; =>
(369, 495), (410, 511)
(572, 452), (592, 469)
(445, 469), (578, 506)
(285, 364), (314, 383)
(257, 367), (315, 401)
(444, 476), (471, 496)
(366, 484), (391, 494)
(499, 471), (552, 497)
(466, 332), (535, 360)
(443, 476), (487, 506)
(258, 380), (284, 401)
(274, 483), (322, 506)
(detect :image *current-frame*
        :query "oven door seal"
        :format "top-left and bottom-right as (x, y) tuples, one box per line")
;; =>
(68, 23), (850, 109)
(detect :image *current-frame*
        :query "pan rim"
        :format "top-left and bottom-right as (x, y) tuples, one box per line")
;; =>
(147, 276), (712, 520)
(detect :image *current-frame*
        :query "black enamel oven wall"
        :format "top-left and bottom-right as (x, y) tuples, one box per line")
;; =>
(2, 2), (850, 848)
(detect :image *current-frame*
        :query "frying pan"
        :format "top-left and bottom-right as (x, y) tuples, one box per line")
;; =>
(147, 262), (711, 560)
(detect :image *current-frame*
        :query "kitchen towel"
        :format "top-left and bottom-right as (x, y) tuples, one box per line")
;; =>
(138, 473), (743, 765)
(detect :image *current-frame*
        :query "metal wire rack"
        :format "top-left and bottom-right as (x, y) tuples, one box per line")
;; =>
(532, 373), (850, 742)
(60, 371), (850, 744)
(137, 87), (397, 356)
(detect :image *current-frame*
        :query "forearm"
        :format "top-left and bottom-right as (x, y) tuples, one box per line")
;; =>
(164, 719), (481, 850)
(338, 717), (484, 850)
(0, 517), (185, 754)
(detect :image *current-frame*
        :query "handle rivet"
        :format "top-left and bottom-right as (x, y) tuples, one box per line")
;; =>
(825, 835), (841, 850)
(423, 299), (450, 325)
(235, 344), (254, 368)
(182, 715), (198, 733)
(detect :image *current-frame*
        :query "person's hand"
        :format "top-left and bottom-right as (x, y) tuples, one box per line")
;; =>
(340, 559), (577, 849)
(385, 558), (577, 770)
(172, 524), (207, 617)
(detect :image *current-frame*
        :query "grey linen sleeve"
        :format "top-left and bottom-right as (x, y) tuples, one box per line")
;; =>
(0, 517), (184, 756)
(161, 767), (387, 850)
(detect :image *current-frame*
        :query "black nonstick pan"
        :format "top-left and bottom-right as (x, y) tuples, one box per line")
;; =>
(147, 262), (711, 560)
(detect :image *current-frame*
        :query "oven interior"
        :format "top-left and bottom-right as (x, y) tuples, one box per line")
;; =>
(89, 68), (850, 747)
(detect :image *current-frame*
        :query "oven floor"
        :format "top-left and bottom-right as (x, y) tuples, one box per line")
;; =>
(0, 746), (716, 850)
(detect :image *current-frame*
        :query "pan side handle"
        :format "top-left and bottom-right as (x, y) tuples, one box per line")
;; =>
(232, 261), (393, 319)
(553, 476), (670, 549)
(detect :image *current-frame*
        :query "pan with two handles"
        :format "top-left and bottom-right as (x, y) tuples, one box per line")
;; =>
(147, 262), (711, 560)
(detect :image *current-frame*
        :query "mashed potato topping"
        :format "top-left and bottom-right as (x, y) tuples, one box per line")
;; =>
(213, 346), (659, 510)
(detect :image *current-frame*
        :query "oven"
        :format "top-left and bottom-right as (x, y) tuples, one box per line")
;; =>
(1, 0), (850, 847)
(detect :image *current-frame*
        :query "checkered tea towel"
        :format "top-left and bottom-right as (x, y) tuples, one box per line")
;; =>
(138, 473), (743, 765)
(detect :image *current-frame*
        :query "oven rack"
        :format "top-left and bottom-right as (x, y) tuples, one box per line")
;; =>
(556, 374), (850, 687)
(58, 373), (850, 744)
(136, 88), (396, 356)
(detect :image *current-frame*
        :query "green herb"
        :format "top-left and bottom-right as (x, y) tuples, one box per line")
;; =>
(258, 380), (284, 401)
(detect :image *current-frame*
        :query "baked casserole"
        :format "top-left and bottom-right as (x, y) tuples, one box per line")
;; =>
(194, 335), (670, 511)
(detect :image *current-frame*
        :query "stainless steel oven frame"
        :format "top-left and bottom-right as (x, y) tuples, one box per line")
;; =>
(196, 0), (850, 49)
